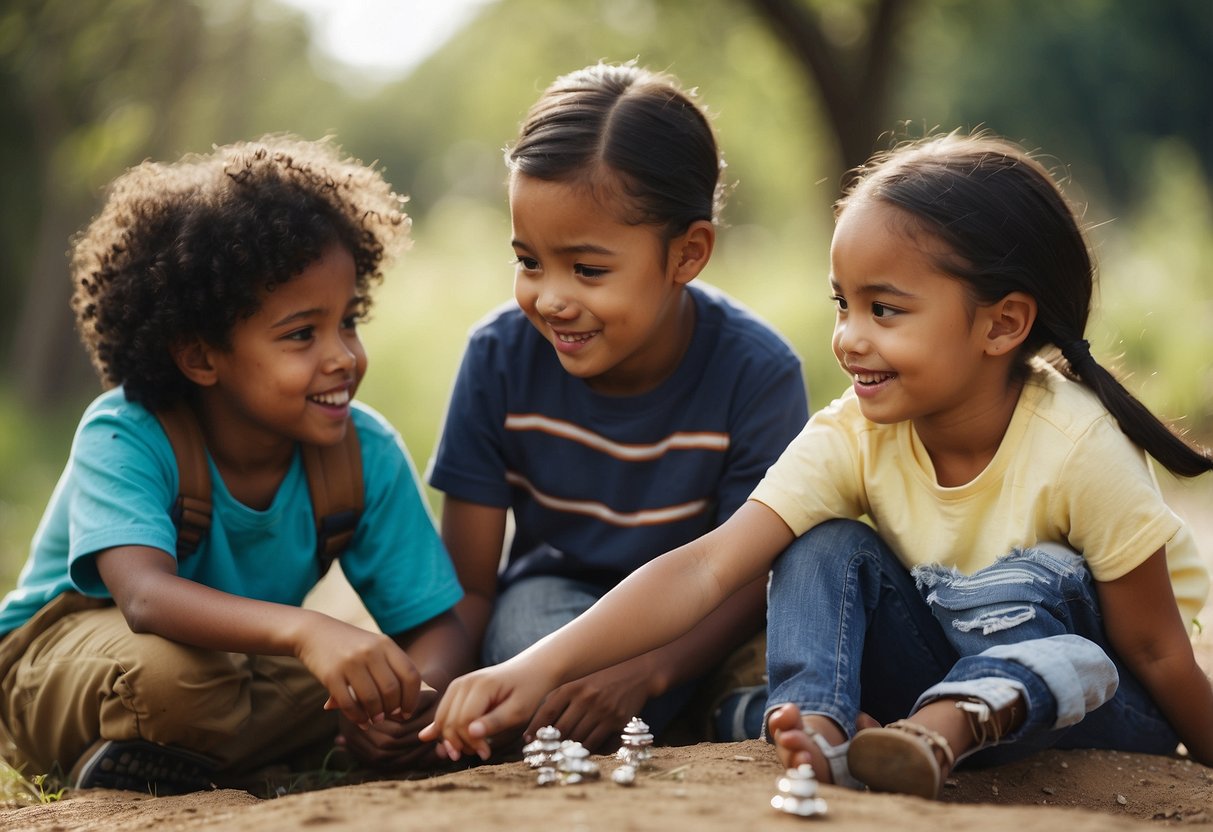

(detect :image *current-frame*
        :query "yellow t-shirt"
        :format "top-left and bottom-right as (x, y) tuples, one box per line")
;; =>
(750, 360), (1209, 629)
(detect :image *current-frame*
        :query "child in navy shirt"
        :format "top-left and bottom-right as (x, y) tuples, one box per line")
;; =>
(427, 63), (807, 751)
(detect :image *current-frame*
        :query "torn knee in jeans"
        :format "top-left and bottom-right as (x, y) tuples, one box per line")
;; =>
(951, 604), (1036, 635)
(911, 550), (1085, 639)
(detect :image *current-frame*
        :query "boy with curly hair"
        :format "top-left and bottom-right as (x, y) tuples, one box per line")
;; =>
(0, 135), (469, 792)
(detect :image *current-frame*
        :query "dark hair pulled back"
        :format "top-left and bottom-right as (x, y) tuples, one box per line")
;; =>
(506, 62), (725, 240)
(839, 131), (1211, 477)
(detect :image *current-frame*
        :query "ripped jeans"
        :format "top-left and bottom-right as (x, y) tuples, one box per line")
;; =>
(765, 519), (1179, 764)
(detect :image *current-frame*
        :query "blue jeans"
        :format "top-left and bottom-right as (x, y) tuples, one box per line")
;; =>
(483, 575), (697, 736)
(765, 519), (1179, 764)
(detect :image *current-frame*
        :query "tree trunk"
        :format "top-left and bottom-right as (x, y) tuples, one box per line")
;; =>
(747, 0), (914, 182)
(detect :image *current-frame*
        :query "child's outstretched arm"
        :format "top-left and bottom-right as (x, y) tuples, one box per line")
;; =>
(97, 545), (422, 730)
(1096, 547), (1213, 765)
(444, 497), (768, 751)
(420, 501), (795, 758)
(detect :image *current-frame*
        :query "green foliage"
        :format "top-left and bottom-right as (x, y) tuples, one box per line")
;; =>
(0, 390), (85, 589)
(1090, 141), (1213, 436)
(0, 760), (66, 808)
(898, 0), (1213, 207)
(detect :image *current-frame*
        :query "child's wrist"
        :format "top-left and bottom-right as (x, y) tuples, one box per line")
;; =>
(635, 653), (672, 698)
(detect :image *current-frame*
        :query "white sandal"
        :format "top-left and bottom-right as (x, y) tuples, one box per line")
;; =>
(767, 711), (864, 790)
(804, 727), (865, 790)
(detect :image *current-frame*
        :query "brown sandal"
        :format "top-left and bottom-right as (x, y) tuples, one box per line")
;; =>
(846, 720), (954, 799)
(847, 694), (1020, 800)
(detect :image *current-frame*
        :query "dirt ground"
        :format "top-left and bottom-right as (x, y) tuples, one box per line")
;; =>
(2, 730), (1211, 832)
(2, 482), (1210, 831)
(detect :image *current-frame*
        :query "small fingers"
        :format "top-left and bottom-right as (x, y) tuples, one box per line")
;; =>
(324, 681), (372, 727)
(458, 721), (490, 760)
(526, 697), (565, 742)
(337, 645), (421, 729)
(382, 649), (422, 718)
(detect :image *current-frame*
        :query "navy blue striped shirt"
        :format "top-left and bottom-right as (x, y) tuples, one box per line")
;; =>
(427, 284), (808, 589)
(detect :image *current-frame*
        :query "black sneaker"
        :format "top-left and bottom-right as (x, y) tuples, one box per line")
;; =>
(69, 739), (217, 795)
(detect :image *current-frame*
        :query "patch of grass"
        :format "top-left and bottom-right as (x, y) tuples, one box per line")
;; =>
(251, 746), (360, 799)
(0, 760), (67, 807)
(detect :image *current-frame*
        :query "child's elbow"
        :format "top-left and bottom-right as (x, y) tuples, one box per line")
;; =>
(1114, 630), (1194, 680)
(114, 590), (164, 634)
(118, 601), (152, 633)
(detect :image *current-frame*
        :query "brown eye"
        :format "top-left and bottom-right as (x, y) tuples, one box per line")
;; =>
(575, 264), (607, 279)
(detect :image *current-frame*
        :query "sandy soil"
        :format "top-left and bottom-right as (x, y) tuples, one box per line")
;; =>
(2, 481), (1210, 831)
(2, 732), (1211, 832)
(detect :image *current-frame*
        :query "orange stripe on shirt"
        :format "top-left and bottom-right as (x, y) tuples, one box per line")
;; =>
(504, 471), (711, 527)
(504, 413), (729, 462)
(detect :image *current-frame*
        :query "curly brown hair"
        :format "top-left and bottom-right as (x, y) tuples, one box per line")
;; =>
(70, 134), (410, 410)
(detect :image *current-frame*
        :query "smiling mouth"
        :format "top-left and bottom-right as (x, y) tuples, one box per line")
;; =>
(310, 388), (351, 406)
(555, 330), (598, 344)
(854, 371), (896, 386)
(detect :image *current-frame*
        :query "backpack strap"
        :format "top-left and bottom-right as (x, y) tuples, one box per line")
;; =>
(301, 426), (363, 577)
(156, 403), (213, 558)
(157, 404), (363, 572)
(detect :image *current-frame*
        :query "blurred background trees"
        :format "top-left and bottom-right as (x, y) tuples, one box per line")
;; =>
(1, 0), (1210, 582)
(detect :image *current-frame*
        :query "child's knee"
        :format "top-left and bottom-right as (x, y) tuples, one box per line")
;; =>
(912, 546), (1092, 644)
(113, 638), (252, 745)
(771, 519), (892, 592)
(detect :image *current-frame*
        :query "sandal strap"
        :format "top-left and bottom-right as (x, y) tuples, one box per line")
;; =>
(799, 718), (864, 790)
(885, 719), (956, 771)
(954, 695), (1018, 749)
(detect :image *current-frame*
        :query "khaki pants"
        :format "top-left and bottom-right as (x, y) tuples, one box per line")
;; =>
(0, 593), (336, 777)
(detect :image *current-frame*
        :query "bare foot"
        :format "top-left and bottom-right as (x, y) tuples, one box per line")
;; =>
(766, 703), (847, 781)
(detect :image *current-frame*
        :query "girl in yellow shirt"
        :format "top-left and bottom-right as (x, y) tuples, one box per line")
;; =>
(422, 131), (1213, 799)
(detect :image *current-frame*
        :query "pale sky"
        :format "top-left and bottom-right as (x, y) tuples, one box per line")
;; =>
(277, 0), (498, 79)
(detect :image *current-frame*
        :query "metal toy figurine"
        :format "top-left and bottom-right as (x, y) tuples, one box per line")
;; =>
(770, 764), (828, 818)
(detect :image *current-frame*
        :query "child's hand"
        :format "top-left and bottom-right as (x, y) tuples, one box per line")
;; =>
(295, 618), (422, 729)
(525, 663), (651, 752)
(337, 683), (443, 769)
(420, 658), (552, 760)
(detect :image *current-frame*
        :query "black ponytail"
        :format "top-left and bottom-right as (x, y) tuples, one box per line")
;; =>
(1058, 340), (1212, 477)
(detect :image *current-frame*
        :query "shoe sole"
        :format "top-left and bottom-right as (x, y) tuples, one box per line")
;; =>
(71, 740), (216, 795)
(847, 728), (941, 800)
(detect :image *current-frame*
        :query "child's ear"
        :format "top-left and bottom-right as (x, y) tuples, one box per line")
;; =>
(668, 220), (715, 285)
(171, 338), (219, 387)
(983, 291), (1037, 356)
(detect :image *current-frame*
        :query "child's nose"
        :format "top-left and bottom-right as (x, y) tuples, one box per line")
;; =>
(537, 284), (572, 319)
(834, 319), (868, 355)
(325, 342), (359, 375)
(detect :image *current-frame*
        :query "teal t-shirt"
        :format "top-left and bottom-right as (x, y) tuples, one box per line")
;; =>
(0, 387), (462, 637)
